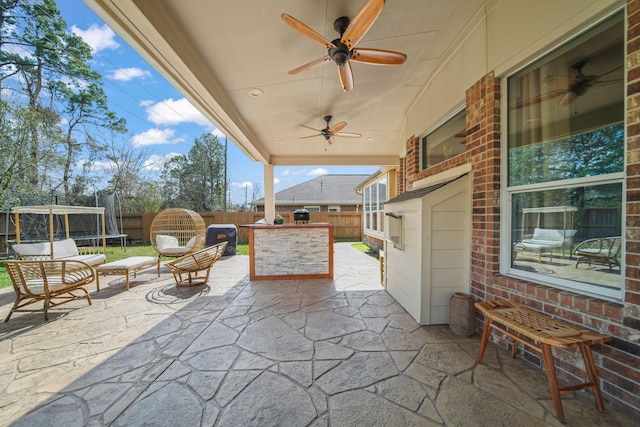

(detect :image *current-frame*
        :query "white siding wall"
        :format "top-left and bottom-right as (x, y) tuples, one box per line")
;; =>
(425, 189), (470, 324)
(386, 176), (471, 325)
(384, 199), (422, 321)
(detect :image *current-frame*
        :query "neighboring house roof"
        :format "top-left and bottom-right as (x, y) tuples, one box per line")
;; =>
(253, 174), (369, 206)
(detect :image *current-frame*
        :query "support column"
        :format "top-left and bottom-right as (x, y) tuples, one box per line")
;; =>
(264, 164), (275, 224)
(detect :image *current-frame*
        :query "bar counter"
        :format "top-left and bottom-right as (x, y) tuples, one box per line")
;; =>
(242, 223), (334, 280)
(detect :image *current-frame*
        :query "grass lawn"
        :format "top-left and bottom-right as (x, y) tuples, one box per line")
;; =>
(0, 243), (371, 289)
(0, 243), (250, 290)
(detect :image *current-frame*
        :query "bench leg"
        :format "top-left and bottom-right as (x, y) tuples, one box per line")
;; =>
(477, 318), (493, 363)
(580, 343), (605, 412)
(510, 334), (519, 358)
(541, 343), (565, 423)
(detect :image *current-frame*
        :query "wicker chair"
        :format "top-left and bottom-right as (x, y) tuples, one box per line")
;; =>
(150, 208), (206, 259)
(166, 242), (227, 286)
(4, 260), (95, 322)
(574, 236), (622, 270)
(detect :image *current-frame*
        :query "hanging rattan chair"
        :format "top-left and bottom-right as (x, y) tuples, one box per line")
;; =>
(150, 208), (206, 258)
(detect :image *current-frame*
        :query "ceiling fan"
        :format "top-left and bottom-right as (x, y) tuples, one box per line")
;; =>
(281, 0), (407, 92)
(299, 115), (361, 145)
(513, 59), (622, 109)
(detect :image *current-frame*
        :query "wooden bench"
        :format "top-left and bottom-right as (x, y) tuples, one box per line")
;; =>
(475, 300), (611, 423)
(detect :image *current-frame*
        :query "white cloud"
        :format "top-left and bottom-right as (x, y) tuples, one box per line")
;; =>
(4, 43), (31, 58)
(109, 67), (152, 81)
(71, 24), (119, 52)
(142, 98), (212, 127)
(211, 128), (226, 139)
(308, 168), (328, 176)
(231, 182), (253, 189)
(144, 153), (180, 171)
(131, 128), (185, 147)
(274, 177), (280, 184)
(76, 159), (115, 171)
(280, 168), (306, 176)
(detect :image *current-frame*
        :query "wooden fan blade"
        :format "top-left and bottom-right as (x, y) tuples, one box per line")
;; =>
(281, 14), (336, 49)
(339, 62), (354, 92)
(352, 48), (406, 65)
(334, 132), (361, 138)
(288, 55), (332, 75)
(510, 89), (566, 110)
(341, 0), (385, 50)
(299, 134), (322, 140)
(328, 122), (347, 133)
(328, 136), (336, 145)
(300, 124), (323, 133)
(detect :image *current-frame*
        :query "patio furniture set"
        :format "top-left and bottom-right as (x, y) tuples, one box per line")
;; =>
(5, 208), (227, 322)
(513, 206), (621, 269)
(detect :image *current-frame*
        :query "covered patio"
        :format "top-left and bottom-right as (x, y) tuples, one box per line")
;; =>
(0, 244), (633, 426)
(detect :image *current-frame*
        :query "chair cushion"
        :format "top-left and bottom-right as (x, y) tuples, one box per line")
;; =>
(185, 236), (197, 250)
(66, 254), (106, 265)
(12, 242), (50, 257)
(157, 234), (179, 251)
(25, 278), (65, 294)
(53, 238), (79, 259)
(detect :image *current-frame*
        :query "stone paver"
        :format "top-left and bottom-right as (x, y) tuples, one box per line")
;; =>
(0, 243), (637, 426)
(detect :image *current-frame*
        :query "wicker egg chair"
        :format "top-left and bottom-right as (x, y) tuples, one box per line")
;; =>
(150, 208), (206, 259)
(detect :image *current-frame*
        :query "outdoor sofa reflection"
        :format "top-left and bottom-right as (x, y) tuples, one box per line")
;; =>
(513, 228), (577, 262)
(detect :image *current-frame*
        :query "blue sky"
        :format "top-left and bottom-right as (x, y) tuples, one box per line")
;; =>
(59, 1), (377, 206)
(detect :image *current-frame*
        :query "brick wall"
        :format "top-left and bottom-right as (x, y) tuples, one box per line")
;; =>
(397, 157), (405, 196)
(402, 56), (640, 415)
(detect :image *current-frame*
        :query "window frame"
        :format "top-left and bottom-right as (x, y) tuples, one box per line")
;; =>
(500, 11), (625, 301)
(363, 177), (387, 237)
(420, 108), (466, 170)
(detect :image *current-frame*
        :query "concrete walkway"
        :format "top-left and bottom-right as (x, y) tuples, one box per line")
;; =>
(0, 243), (635, 426)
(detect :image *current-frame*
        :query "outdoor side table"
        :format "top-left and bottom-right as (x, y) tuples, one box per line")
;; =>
(96, 256), (160, 291)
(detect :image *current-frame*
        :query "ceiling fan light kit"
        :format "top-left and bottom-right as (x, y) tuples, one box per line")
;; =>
(281, 0), (406, 92)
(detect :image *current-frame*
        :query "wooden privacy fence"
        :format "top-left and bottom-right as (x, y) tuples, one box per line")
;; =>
(1, 211), (362, 252)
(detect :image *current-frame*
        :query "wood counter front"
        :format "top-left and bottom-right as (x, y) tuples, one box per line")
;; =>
(242, 223), (334, 280)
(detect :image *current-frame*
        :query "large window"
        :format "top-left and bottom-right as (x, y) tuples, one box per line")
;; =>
(505, 12), (624, 299)
(421, 109), (466, 169)
(364, 178), (386, 234)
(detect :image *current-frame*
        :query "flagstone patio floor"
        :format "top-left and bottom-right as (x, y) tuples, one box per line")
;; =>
(0, 243), (636, 426)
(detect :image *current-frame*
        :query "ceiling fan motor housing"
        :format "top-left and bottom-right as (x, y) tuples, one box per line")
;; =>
(329, 39), (352, 66)
(329, 17), (352, 66)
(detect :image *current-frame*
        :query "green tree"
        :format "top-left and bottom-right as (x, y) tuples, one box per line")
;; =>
(104, 138), (161, 213)
(160, 133), (226, 211)
(0, 0), (126, 200)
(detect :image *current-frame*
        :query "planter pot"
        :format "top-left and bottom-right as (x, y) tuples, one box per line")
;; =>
(448, 292), (475, 337)
(274, 218), (284, 225)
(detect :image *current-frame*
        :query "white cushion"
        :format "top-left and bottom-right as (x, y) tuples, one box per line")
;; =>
(25, 278), (65, 294)
(156, 234), (179, 251)
(161, 247), (189, 255)
(65, 254), (106, 266)
(53, 238), (79, 259)
(530, 228), (577, 243)
(12, 242), (50, 257)
(185, 236), (197, 250)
